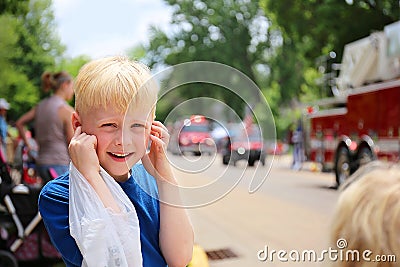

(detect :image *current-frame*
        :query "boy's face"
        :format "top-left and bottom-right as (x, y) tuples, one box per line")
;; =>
(79, 105), (152, 181)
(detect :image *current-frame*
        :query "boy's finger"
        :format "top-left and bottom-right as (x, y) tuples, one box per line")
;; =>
(151, 125), (169, 137)
(152, 121), (168, 131)
(149, 134), (166, 147)
(73, 126), (82, 138)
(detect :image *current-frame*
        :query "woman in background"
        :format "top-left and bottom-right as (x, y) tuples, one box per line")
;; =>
(16, 71), (74, 184)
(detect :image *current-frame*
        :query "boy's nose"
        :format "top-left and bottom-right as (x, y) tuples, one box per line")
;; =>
(115, 129), (133, 146)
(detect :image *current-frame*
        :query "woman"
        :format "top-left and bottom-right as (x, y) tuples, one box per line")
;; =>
(16, 71), (74, 184)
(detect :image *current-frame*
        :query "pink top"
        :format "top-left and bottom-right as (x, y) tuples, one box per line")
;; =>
(35, 95), (70, 165)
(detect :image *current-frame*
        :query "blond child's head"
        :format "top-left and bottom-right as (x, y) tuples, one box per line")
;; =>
(330, 161), (400, 267)
(74, 56), (158, 119)
(72, 56), (159, 180)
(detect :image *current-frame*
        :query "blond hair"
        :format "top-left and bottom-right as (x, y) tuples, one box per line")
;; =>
(330, 161), (400, 267)
(74, 56), (158, 118)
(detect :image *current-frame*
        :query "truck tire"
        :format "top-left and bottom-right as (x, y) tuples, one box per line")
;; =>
(335, 147), (351, 186)
(357, 147), (374, 168)
(248, 158), (255, 166)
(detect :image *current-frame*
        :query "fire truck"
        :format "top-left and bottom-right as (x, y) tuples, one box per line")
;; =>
(306, 21), (400, 186)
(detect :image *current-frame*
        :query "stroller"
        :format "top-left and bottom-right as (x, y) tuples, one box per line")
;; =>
(12, 132), (42, 188)
(0, 149), (63, 267)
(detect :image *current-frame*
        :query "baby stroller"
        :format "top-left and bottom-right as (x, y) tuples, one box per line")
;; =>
(13, 131), (42, 187)
(0, 149), (63, 267)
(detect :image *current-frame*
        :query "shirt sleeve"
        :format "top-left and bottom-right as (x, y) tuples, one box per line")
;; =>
(39, 180), (83, 267)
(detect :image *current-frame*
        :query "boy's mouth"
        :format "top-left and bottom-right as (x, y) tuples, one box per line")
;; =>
(108, 152), (132, 159)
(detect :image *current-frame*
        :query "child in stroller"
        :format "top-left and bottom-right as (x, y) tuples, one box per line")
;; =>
(0, 148), (63, 267)
(12, 130), (42, 187)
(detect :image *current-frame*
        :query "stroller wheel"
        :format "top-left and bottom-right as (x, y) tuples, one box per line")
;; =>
(0, 250), (17, 267)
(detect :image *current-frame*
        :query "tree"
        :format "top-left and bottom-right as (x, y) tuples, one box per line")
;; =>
(0, 0), (29, 16)
(14, 0), (65, 96)
(0, 0), (65, 120)
(260, 0), (399, 136)
(143, 0), (273, 121)
(261, 0), (399, 100)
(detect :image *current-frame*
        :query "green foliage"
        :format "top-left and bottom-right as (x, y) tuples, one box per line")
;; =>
(0, 14), (39, 121)
(16, 0), (65, 83)
(143, 0), (272, 121)
(300, 67), (323, 103)
(58, 56), (90, 78)
(260, 0), (399, 137)
(1, 0), (66, 120)
(0, 0), (29, 16)
(127, 44), (147, 62)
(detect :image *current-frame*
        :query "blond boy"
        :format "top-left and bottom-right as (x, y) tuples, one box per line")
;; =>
(39, 56), (194, 267)
(330, 161), (400, 267)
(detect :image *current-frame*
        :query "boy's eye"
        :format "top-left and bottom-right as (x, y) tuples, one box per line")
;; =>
(132, 123), (144, 128)
(102, 123), (117, 128)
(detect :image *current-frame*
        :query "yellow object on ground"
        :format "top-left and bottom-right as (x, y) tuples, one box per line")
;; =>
(187, 244), (209, 267)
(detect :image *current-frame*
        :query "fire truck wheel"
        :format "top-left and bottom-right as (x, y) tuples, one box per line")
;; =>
(335, 147), (351, 186)
(357, 147), (373, 167)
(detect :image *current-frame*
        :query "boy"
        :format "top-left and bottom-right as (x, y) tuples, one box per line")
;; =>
(330, 161), (400, 267)
(39, 56), (194, 267)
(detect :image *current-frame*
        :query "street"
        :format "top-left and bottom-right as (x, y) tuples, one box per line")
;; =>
(170, 153), (340, 267)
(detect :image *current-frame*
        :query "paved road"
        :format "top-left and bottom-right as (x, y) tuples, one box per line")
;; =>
(169, 153), (340, 267)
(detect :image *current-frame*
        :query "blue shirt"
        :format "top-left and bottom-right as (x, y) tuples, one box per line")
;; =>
(39, 163), (167, 267)
(0, 116), (7, 144)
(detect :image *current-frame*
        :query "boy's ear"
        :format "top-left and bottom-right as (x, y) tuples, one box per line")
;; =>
(72, 112), (82, 130)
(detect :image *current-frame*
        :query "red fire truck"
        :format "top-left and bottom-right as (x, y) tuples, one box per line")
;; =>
(306, 21), (400, 186)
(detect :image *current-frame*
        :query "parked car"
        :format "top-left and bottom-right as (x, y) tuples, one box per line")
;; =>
(221, 124), (266, 166)
(168, 115), (214, 156)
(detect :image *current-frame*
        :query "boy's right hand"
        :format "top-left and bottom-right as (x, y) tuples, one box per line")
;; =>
(68, 126), (100, 180)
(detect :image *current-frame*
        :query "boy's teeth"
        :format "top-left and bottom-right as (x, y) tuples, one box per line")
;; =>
(111, 152), (129, 157)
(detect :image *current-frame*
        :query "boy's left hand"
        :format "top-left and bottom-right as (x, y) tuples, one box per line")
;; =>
(142, 121), (174, 183)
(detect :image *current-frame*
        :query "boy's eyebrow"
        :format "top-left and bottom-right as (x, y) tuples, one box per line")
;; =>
(127, 119), (148, 125)
(97, 117), (119, 124)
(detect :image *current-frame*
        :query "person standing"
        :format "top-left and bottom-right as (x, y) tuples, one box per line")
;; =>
(16, 71), (74, 184)
(291, 120), (305, 170)
(0, 98), (10, 161)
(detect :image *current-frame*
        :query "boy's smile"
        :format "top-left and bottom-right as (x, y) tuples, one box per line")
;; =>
(109, 152), (133, 159)
(78, 105), (152, 182)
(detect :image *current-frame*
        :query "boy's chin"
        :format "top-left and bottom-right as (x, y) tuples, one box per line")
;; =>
(101, 157), (141, 181)
(110, 170), (131, 182)
(103, 164), (132, 182)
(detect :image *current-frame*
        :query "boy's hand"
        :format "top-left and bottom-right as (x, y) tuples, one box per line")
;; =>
(68, 126), (100, 180)
(142, 121), (174, 183)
